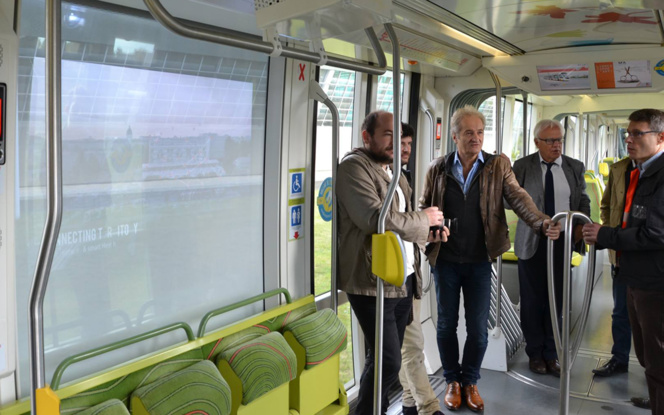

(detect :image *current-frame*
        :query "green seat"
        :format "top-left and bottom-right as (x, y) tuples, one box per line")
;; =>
(283, 309), (347, 370)
(283, 309), (348, 415)
(585, 175), (603, 224)
(76, 399), (129, 415)
(216, 332), (296, 415)
(61, 349), (205, 415)
(131, 360), (231, 415)
(501, 209), (519, 262)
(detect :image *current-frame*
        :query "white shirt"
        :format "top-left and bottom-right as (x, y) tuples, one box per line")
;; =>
(539, 154), (571, 229)
(386, 167), (415, 277)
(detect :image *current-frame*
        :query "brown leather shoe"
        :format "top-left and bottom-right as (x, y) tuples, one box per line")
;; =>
(443, 381), (462, 411)
(463, 384), (484, 412)
(529, 358), (547, 375)
(546, 359), (561, 377)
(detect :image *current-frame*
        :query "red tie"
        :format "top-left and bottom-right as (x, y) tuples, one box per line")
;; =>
(622, 168), (640, 228)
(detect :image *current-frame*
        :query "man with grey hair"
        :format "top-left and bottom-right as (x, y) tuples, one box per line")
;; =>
(512, 119), (590, 377)
(421, 106), (561, 412)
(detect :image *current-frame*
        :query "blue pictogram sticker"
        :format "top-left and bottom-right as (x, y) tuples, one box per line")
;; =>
(291, 205), (302, 227)
(655, 59), (664, 77)
(317, 177), (333, 222)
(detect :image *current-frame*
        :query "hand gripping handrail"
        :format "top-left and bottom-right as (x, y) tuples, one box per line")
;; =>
(373, 23), (401, 415)
(547, 211), (596, 415)
(309, 81), (340, 314)
(142, 0), (387, 76)
(29, 1), (63, 415)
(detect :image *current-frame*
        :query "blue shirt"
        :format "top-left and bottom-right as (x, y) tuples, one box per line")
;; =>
(639, 149), (664, 174)
(452, 151), (484, 195)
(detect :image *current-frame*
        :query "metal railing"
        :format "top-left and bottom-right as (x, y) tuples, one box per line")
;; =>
(548, 211), (596, 415)
(373, 23), (401, 415)
(489, 265), (523, 359)
(142, 0), (387, 76)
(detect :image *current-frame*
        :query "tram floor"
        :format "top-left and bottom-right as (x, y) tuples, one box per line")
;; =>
(384, 262), (649, 415)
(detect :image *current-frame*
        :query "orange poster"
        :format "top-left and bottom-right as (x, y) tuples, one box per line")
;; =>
(595, 62), (615, 89)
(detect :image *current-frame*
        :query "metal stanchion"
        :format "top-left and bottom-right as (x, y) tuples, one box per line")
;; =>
(547, 211), (596, 415)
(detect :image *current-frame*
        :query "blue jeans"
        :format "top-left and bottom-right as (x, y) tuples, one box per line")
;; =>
(611, 265), (632, 364)
(433, 260), (492, 386)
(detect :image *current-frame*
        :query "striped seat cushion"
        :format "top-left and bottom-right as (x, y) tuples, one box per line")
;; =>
(130, 360), (231, 415)
(263, 302), (317, 332)
(283, 309), (347, 369)
(76, 399), (129, 415)
(202, 325), (271, 361)
(217, 332), (296, 405)
(61, 349), (205, 414)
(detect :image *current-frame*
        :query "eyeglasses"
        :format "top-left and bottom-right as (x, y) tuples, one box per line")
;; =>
(537, 137), (564, 145)
(623, 130), (661, 140)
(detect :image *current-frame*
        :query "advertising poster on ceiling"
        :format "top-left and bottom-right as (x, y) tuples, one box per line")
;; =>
(537, 64), (590, 91)
(595, 60), (652, 89)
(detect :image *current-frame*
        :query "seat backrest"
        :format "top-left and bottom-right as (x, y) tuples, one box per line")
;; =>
(584, 175), (603, 223)
(283, 308), (347, 371)
(131, 360), (231, 415)
(60, 349), (205, 415)
(216, 331), (296, 406)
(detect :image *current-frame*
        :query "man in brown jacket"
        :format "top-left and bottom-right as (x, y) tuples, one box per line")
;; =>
(420, 106), (560, 413)
(336, 110), (445, 415)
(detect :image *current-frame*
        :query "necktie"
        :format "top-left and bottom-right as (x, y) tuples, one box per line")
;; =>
(622, 168), (640, 228)
(544, 162), (556, 217)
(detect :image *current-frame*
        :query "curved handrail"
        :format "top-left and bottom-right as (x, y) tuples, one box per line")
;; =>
(489, 70), (504, 336)
(142, 0), (387, 76)
(373, 23), (401, 415)
(421, 106), (435, 294)
(29, 1), (63, 413)
(50, 322), (195, 390)
(547, 211), (595, 415)
(197, 288), (292, 337)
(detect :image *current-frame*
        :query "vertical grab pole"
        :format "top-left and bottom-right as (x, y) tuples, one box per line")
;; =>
(308, 80), (340, 313)
(373, 23), (401, 415)
(489, 71), (504, 334)
(547, 211), (596, 415)
(29, 0), (63, 414)
(421, 105), (434, 294)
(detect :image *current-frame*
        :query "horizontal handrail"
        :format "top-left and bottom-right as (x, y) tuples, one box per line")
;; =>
(197, 288), (292, 337)
(50, 322), (195, 389)
(142, 0), (387, 75)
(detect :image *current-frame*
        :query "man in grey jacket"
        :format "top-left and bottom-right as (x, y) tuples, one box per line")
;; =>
(512, 119), (590, 377)
(336, 110), (446, 415)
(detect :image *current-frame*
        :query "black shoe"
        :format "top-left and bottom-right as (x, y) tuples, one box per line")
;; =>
(631, 397), (651, 409)
(402, 406), (418, 415)
(432, 411), (445, 415)
(529, 358), (547, 375)
(592, 358), (628, 377)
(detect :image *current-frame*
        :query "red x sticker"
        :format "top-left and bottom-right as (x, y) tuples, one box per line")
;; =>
(298, 63), (306, 81)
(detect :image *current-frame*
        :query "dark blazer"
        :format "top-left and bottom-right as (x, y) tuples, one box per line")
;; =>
(512, 152), (591, 260)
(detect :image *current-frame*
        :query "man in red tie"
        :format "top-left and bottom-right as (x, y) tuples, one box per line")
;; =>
(583, 108), (664, 414)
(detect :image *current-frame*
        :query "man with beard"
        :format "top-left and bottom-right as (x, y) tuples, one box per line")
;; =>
(336, 110), (447, 415)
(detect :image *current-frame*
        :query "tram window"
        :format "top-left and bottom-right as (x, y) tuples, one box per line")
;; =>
(313, 66), (357, 386)
(376, 71), (405, 113)
(15, 1), (268, 396)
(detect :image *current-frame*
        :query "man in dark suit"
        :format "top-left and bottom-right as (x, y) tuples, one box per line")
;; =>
(512, 119), (591, 377)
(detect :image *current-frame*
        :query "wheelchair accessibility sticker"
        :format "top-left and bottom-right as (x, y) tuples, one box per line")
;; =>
(289, 168), (305, 200)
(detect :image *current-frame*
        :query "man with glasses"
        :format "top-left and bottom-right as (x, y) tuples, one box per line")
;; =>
(512, 119), (590, 377)
(584, 109), (664, 413)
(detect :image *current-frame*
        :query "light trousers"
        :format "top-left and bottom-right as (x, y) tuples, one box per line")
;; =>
(399, 297), (441, 415)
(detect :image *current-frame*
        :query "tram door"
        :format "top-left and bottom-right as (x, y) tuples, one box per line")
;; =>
(0, 1), (18, 401)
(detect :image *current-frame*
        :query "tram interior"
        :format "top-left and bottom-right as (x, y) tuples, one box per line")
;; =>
(1, 0), (664, 415)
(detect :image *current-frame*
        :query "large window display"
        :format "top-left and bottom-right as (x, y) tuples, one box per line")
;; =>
(15, 1), (267, 395)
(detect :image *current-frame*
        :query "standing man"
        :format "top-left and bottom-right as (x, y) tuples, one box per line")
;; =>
(512, 119), (590, 377)
(421, 106), (560, 413)
(398, 122), (444, 415)
(592, 156), (633, 378)
(336, 111), (446, 415)
(583, 109), (664, 414)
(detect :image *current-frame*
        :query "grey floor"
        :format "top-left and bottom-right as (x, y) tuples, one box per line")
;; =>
(386, 261), (649, 415)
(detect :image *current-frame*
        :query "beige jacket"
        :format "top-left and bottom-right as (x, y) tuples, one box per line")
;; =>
(336, 148), (429, 298)
(600, 158), (631, 265)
